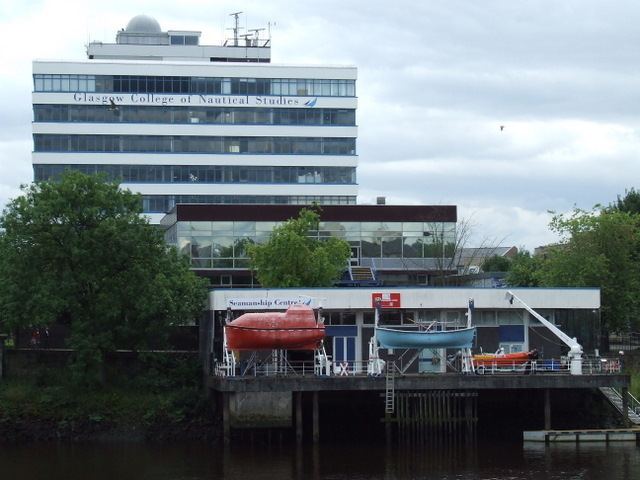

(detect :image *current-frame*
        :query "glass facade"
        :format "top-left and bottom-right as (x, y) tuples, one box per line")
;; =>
(145, 195), (356, 213)
(33, 105), (356, 126)
(33, 74), (356, 97)
(167, 220), (456, 269)
(34, 164), (356, 185)
(33, 135), (356, 155)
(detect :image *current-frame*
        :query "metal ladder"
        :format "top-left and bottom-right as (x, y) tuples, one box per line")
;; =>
(599, 387), (640, 425)
(385, 361), (396, 414)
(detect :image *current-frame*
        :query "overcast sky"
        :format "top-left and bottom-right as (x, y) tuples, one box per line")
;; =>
(2, 0), (639, 250)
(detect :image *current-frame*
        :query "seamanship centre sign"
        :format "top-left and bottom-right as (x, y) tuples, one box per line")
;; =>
(226, 295), (315, 310)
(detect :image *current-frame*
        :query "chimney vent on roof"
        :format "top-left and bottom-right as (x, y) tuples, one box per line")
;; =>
(376, 196), (386, 205)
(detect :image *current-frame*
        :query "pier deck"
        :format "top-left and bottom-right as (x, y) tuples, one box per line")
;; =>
(524, 428), (640, 442)
(208, 373), (629, 392)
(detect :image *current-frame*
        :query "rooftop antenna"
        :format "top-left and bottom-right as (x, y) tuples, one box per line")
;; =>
(249, 28), (265, 46)
(228, 11), (243, 46)
(239, 33), (252, 48)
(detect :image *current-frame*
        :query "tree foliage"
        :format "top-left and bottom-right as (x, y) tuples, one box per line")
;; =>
(611, 187), (640, 214)
(0, 172), (207, 385)
(507, 207), (640, 333)
(247, 208), (351, 287)
(541, 208), (640, 333)
(481, 255), (511, 272)
(506, 250), (543, 287)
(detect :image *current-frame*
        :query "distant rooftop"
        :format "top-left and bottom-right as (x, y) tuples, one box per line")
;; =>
(87, 14), (270, 63)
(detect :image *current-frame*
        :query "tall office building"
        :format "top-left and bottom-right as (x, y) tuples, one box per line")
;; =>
(32, 14), (358, 223)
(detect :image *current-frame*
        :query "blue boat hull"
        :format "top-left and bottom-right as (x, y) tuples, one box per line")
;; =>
(376, 326), (476, 349)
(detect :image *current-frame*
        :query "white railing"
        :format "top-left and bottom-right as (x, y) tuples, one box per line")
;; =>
(609, 387), (640, 417)
(582, 357), (622, 374)
(213, 357), (624, 377)
(609, 332), (640, 352)
(474, 357), (622, 375)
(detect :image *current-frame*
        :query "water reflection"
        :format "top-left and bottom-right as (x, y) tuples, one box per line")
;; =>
(0, 440), (638, 480)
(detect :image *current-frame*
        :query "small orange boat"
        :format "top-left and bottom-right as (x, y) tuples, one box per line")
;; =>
(225, 304), (325, 351)
(473, 349), (538, 367)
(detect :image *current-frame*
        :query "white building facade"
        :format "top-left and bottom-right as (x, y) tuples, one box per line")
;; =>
(32, 15), (358, 223)
(208, 287), (602, 372)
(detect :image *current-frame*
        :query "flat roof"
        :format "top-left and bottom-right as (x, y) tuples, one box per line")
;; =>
(209, 286), (600, 311)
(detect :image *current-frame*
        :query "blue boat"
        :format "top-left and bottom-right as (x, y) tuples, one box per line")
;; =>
(375, 325), (476, 349)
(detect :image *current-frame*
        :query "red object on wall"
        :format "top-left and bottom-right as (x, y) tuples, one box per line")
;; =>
(372, 293), (401, 308)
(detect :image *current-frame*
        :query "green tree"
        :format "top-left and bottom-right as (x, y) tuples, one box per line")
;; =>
(506, 250), (544, 287)
(481, 255), (511, 272)
(526, 208), (640, 335)
(611, 187), (640, 214)
(0, 172), (207, 385)
(247, 208), (351, 287)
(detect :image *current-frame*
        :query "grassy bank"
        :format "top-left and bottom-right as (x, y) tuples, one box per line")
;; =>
(0, 353), (216, 443)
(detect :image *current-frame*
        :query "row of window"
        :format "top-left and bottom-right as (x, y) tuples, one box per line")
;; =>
(143, 195), (356, 213)
(34, 164), (356, 185)
(33, 74), (356, 97)
(33, 105), (356, 126)
(34, 135), (356, 155)
(170, 35), (198, 45)
(177, 236), (454, 261)
(177, 221), (457, 237)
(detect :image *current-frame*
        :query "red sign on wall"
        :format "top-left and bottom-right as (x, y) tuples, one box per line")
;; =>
(372, 292), (401, 308)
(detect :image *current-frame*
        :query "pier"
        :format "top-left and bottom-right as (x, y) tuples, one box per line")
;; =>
(207, 372), (631, 444)
(524, 429), (640, 442)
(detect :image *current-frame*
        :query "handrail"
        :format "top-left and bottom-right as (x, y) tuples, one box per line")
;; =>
(610, 387), (640, 415)
(212, 357), (623, 377)
(609, 331), (640, 351)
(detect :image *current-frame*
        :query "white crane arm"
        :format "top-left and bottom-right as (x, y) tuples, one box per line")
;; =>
(506, 290), (583, 356)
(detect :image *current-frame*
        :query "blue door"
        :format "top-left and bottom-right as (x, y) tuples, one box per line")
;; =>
(334, 337), (356, 367)
(326, 325), (357, 373)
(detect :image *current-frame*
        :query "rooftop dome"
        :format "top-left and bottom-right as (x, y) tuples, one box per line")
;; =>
(125, 15), (162, 34)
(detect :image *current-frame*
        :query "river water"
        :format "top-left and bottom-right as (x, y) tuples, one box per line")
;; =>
(1, 440), (639, 480)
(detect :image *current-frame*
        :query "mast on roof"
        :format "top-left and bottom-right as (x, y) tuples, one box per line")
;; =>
(228, 11), (243, 46)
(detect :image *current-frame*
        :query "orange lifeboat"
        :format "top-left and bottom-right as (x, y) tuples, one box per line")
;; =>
(473, 349), (538, 367)
(225, 304), (325, 351)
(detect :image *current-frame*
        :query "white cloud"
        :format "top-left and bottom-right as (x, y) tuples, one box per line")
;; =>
(2, 0), (640, 249)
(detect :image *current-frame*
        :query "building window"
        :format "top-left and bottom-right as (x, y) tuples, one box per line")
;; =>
(34, 135), (356, 156)
(34, 74), (356, 97)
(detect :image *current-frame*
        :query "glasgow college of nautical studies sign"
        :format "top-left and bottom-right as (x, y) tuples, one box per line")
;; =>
(70, 92), (319, 108)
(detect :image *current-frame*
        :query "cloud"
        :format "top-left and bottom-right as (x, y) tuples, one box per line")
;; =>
(2, 0), (640, 251)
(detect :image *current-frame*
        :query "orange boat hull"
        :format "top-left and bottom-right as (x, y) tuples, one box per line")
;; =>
(225, 304), (325, 351)
(473, 350), (538, 367)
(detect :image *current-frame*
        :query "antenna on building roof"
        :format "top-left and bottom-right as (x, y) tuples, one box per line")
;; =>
(228, 11), (243, 46)
(249, 28), (265, 46)
(239, 33), (252, 47)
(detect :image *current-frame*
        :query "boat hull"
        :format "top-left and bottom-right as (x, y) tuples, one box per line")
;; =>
(226, 304), (325, 351)
(376, 326), (476, 349)
(473, 350), (538, 367)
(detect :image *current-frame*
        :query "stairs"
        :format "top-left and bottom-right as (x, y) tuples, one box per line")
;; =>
(337, 265), (381, 287)
(599, 387), (640, 425)
(385, 361), (395, 414)
(351, 266), (376, 282)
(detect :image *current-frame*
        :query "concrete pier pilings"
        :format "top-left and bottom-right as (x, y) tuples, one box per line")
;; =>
(390, 391), (477, 443)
